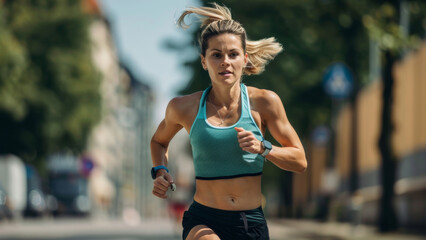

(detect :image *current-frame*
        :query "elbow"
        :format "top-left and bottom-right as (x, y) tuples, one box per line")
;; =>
(150, 136), (162, 149)
(151, 136), (168, 149)
(295, 157), (308, 174)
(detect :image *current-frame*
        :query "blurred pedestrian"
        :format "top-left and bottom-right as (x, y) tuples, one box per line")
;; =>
(150, 3), (307, 240)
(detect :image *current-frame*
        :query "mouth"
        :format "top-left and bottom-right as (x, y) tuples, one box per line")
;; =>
(219, 70), (233, 76)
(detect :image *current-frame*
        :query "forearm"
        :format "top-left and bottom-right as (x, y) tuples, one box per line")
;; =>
(150, 138), (169, 168)
(265, 145), (307, 173)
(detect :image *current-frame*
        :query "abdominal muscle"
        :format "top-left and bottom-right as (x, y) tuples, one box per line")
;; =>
(193, 175), (263, 211)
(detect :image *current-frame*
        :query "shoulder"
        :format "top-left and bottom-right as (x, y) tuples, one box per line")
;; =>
(246, 86), (283, 107)
(166, 91), (203, 120)
(168, 91), (203, 110)
(246, 86), (287, 122)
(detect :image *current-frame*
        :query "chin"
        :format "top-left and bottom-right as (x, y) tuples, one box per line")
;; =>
(211, 75), (241, 86)
(221, 78), (238, 85)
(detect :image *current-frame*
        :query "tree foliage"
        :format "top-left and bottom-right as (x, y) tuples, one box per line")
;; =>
(0, 0), (100, 166)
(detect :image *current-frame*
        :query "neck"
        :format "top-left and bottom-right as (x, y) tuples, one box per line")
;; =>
(209, 82), (241, 108)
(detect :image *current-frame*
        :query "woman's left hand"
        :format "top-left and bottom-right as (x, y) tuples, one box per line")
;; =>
(235, 127), (263, 154)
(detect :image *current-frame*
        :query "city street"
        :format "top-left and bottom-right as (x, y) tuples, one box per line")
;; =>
(0, 217), (424, 240)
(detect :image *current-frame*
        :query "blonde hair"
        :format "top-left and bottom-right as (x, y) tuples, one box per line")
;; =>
(177, 3), (283, 75)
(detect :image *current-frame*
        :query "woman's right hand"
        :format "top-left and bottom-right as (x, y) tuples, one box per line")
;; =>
(152, 171), (174, 199)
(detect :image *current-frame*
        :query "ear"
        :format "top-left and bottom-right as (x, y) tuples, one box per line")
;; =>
(244, 53), (248, 65)
(200, 54), (207, 70)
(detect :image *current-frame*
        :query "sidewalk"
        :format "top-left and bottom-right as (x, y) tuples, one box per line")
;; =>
(268, 219), (426, 240)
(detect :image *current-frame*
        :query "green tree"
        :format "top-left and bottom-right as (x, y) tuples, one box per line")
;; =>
(0, 0), (100, 170)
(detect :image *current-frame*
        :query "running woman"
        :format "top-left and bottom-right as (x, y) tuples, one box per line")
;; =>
(151, 3), (307, 240)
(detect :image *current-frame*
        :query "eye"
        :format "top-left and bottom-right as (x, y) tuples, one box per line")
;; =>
(212, 53), (221, 58)
(230, 52), (239, 58)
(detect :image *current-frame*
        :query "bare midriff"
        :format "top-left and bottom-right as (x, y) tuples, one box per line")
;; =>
(193, 175), (262, 211)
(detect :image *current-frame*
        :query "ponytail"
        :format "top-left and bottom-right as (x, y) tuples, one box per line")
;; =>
(245, 38), (283, 75)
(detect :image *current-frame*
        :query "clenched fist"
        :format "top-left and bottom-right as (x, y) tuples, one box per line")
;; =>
(152, 171), (174, 199)
(235, 127), (263, 154)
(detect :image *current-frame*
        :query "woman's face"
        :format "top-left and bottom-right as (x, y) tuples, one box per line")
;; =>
(201, 33), (248, 86)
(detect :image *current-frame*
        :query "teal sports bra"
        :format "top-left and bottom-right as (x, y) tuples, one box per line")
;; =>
(189, 84), (265, 180)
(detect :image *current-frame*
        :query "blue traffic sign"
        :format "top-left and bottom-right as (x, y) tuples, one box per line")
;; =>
(323, 63), (354, 99)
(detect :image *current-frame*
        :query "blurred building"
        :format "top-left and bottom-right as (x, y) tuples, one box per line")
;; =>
(293, 41), (426, 230)
(82, 0), (162, 220)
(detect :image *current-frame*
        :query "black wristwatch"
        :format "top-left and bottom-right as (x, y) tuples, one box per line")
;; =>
(151, 165), (169, 179)
(261, 140), (272, 157)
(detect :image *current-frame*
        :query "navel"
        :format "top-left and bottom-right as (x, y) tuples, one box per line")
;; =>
(228, 196), (239, 205)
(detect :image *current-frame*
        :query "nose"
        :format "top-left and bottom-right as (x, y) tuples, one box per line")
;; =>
(221, 55), (230, 67)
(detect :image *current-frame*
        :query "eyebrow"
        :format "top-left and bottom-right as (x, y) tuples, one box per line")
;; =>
(211, 48), (239, 52)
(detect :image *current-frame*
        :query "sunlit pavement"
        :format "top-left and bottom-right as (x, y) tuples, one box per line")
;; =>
(0, 217), (424, 240)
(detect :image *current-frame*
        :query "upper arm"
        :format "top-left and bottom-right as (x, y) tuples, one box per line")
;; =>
(258, 90), (303, 150)
(151, 98), (184, 148)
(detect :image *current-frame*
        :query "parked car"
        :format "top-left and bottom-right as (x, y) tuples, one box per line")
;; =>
(47, 154), (91, 217)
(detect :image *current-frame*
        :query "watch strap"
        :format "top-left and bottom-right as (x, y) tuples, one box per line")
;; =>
(151, 165), (169, 179)
(261, 148), (271, 157)
(261, 140), (272, 157)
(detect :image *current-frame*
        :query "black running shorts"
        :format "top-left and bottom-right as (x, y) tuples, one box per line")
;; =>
(182, 200), (269, 240)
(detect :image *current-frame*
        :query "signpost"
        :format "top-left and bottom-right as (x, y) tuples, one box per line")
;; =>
(323, 63), (354, 99)
(322, 62), (354, 168)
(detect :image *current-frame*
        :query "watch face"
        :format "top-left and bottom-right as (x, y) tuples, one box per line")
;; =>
(264, 140), (272, 150)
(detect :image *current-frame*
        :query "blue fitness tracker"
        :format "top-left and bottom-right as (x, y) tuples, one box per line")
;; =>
(151, 165), (169, 179)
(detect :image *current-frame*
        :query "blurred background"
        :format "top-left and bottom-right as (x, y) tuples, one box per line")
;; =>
(0, 0), (425, 239)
